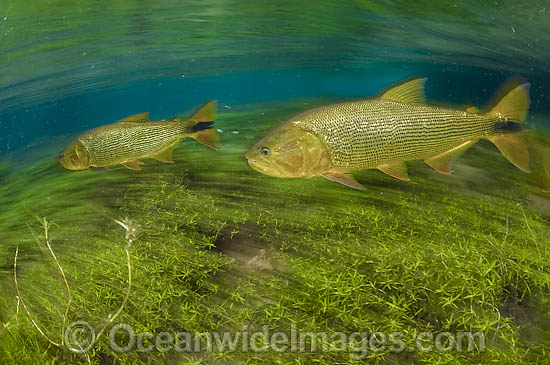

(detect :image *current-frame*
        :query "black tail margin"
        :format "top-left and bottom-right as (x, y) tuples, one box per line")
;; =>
(191, 121), (214, 133)
(494, 121), (523, 133)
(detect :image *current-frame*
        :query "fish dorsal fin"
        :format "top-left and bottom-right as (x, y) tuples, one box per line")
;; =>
(377, 162), (410, 181)
(465, 105), (480, 113)
(424, 140), (476, 174)
(190, 100), (216, 122)
(380, 78), (427, 104)
(119, 112), (149, 123)
(322, 172), (366, 190)
(151, 141), (178, 163)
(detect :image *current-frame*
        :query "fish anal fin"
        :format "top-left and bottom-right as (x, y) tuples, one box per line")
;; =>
(190, 100), (217, 122)
(425, 140), (476, 174)
(151, 142), (178, 163)
(119, 112), (149, 123)
(379, 78), (427, 104)
(192, 129), (219, 149)
(121, 160), (144, 170)
(488, 133), (531, 173)
(322, 172), (366, 190)
(377, 162), (410, 181)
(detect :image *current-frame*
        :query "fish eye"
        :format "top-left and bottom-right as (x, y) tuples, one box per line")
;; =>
(260, 147), (271, 156)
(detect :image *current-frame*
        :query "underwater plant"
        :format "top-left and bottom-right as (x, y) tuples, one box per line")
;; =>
(13, 215), (138, 360)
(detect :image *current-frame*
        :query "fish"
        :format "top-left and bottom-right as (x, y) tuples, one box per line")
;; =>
(58, 100), (219, 171)
(526, 132), (550, 195)
(245, 78), (531, 190)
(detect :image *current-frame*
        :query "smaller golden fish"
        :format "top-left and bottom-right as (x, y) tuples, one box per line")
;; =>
(58, 100), (219, 171)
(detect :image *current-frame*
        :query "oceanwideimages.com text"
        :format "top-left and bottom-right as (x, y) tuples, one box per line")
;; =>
(66, 321), (485, 359)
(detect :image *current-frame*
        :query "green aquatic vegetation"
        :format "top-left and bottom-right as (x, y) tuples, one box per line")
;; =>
(0, 102), (549, 363)
(10, 214), (136, 361)
(13, 217), (72, 349)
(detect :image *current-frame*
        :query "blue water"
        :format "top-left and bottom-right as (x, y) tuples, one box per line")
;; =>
(1, 1), (550, 156)
(2, 66), (550, 156)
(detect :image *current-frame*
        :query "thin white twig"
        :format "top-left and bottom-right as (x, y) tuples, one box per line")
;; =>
(14, 245), (61, 348)
(94, 245), (132, 341)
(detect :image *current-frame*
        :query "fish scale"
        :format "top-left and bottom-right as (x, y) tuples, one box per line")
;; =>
(245, 78), (530, 190)
(293, 99), (496, 170)
(79, 122), (187, 166)
(58, 100), (218, 170)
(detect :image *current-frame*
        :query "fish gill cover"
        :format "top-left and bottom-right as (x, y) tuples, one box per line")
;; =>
(0, 0), (549, 364)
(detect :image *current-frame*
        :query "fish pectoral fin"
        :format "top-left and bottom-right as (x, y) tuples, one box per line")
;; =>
(488, 133), (531, 173)
(377, 162), (410, 181)
(121, 160), (145, 170)
(151, 142), (178, 163)
(379, 78), (427, 104)
(424, 140), (476, 174)
(322, 172), (366, 190)
(118, 112), (149, 123)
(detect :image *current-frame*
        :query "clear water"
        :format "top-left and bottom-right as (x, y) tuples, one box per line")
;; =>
(2, 0), (550, 153)
(0, 1), (549, 364)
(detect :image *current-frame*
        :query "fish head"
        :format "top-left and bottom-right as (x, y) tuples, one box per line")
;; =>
(58, 140), (91, 170)
(245, 124), (330, 178)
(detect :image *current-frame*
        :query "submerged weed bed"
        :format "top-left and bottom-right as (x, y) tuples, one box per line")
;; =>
(0, 102), (549, 364)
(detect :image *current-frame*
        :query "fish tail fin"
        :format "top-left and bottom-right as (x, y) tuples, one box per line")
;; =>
(180, 100), (219, 149)
(487, 133), (531, 172)
(485, 81), (531, 172)
(487, 81), (530, 124)
(191, 128), (219, 149)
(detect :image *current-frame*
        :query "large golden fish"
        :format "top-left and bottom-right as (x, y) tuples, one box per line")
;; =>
(59, 100), (218, 171)
(245, 78), (531, 189)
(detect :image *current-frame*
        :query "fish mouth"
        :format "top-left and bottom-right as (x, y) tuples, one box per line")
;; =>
(247, 158), (265, 170)
(57, 157), (75, 170)
(246, 158), (276, 175)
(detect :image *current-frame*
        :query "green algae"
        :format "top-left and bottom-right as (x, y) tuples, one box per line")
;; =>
(0, 101), (549, 364)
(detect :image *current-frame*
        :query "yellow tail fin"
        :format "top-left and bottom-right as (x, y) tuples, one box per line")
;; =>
(486, 81), (531, 172)
(190, 100), (217, 122)
(488, 133), (531, 172)
(489, 82), (530, 123)
(188, 100), (219, 149)
(193, 129), (219, 149)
